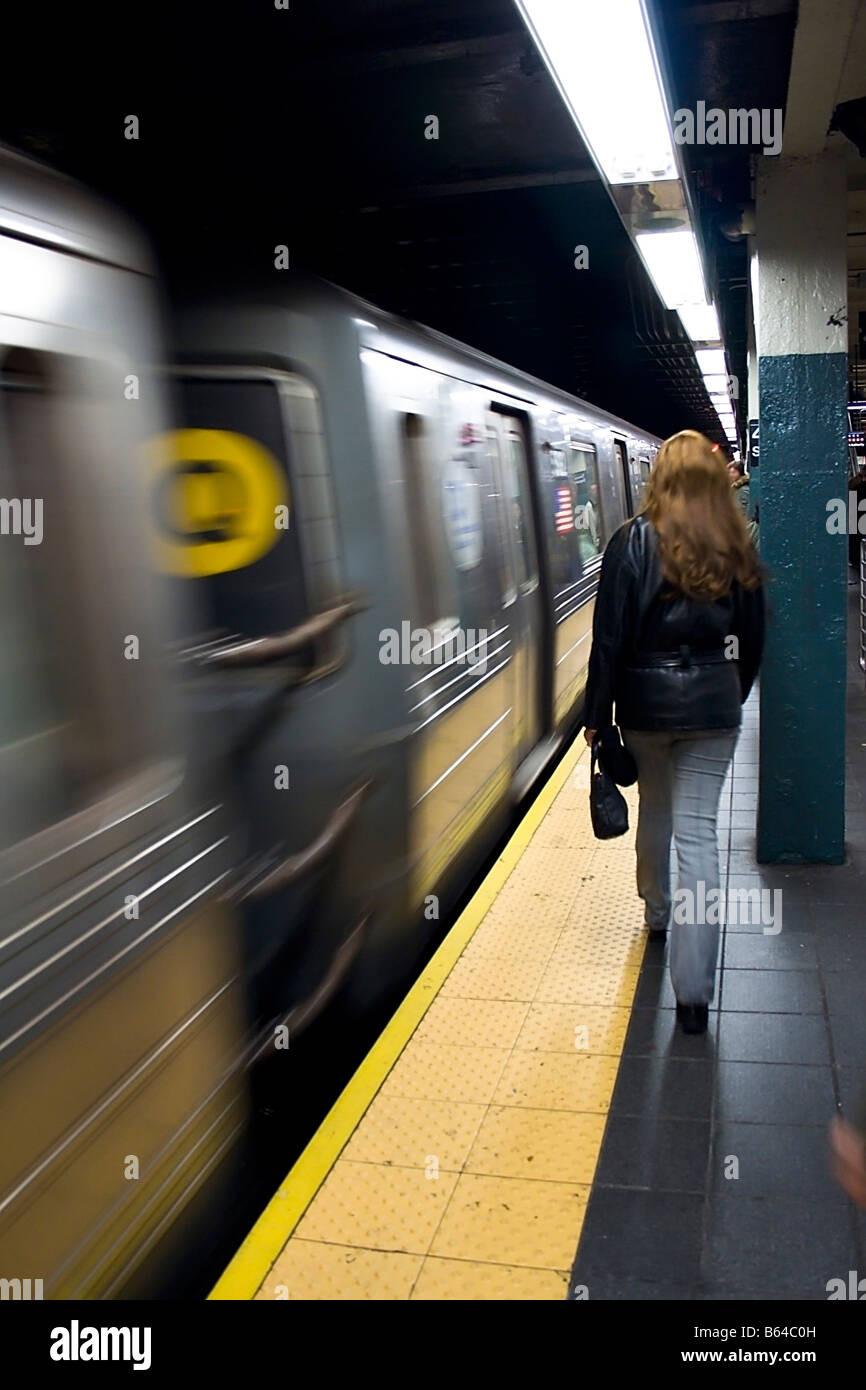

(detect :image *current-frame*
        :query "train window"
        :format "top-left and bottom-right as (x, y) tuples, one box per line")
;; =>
(547, 442), (582, 597)
(0, 408), (71, 846)
(159, 373), (323, 663)
(401, 413), (455, 628)
(279, 374), (344, 619)
(0, 351), (152, 846)
(503, 430), (538, 590)
(486, 427), (517, 607)
(570, 442), (603, 563)
(631, 455), (641, 489)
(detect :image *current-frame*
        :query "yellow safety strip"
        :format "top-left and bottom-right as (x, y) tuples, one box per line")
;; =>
(208, 734), (592, 1300)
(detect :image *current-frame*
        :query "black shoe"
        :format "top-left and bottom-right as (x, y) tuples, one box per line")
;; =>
(648, 927), (667, 942)
(676, 1003), (708, 1034)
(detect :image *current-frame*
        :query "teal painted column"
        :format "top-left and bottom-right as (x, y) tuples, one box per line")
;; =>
(745, 267), (760, 520)
(755, 154), (848, 863)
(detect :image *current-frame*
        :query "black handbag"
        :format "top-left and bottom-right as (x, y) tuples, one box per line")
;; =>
(590, 738), (629, 840)
(597, 725), (638, 787)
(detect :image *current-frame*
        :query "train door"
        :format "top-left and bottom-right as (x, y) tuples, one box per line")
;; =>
(486, 411), (543, 763)
(613, 436), (633, 515)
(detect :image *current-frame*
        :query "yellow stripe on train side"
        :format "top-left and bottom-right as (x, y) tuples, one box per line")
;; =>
(146, 428), (289, 577)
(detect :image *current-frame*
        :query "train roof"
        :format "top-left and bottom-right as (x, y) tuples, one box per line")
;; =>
(0, 145), (152, 275)
(323, 276), (662, 446)
(176, 271), (663, 450)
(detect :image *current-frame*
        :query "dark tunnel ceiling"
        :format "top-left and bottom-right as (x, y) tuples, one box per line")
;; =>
(1, 0), (799, 447)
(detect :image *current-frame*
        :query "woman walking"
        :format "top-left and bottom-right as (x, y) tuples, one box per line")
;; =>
(584, 431), (765, 1034)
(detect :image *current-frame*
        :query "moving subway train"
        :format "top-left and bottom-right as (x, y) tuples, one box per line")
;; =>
(164, 280), (660, 1017)
(0, 147), (659, 1296)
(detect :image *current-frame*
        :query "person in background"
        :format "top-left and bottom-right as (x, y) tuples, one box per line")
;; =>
(583, 430), (766, 1035)
(727, 459), (758, 546)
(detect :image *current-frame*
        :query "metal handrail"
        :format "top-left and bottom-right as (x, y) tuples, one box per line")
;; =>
(193, 595), (365, 669)
(231, 780), (372, 904)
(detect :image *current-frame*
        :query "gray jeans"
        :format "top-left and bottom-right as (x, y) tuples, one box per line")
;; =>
(623, 727), (739, 1006)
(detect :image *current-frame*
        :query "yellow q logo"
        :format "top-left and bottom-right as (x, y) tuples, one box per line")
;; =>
(146, 428), (289, 577)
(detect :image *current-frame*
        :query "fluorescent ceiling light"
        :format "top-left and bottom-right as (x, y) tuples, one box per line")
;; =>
(703, 373), (729, 394)
(636, 229), (708, 311)
(678, 302), (721, 343)
(710, 394), (732, 411)
(696, 348), (727, 376)
(514, 0), (678, 186)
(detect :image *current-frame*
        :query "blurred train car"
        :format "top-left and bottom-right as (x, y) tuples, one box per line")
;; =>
(0, 149), (250, 1297)
(0, 145), (662, 1295)
(164, 279), (661, 1018)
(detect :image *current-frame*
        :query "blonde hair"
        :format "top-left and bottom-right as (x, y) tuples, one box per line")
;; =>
(643, 430), (762, 600)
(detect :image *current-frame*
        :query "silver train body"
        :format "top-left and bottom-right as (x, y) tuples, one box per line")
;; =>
(167, 279), (660, 1008)
(0, 148), (659, 1296)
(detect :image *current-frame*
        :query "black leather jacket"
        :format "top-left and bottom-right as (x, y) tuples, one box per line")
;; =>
(584, 515), (765, 732)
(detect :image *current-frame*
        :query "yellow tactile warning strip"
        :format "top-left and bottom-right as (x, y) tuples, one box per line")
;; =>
(209, 736), (645, 1301)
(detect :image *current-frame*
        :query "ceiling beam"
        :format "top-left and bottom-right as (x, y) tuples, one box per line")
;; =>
(296, 31), (525, 74)
(837, 5), (866, 104)
(674, 0), (795, 23)
(783, 0), (862, 156)
(358, 166), (598, 207)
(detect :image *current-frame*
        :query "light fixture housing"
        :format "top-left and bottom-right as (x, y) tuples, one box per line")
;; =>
(678, 302), (721, 344)
(635, 229), (709, 311)
(513, 0), (730, 442)
(513, 0), (679, 187)
(696, 348), (727, 376)
(702, 373), (729, 395)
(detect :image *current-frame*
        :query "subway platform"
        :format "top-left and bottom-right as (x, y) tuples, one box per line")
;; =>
(209, 594), (866, 1302)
